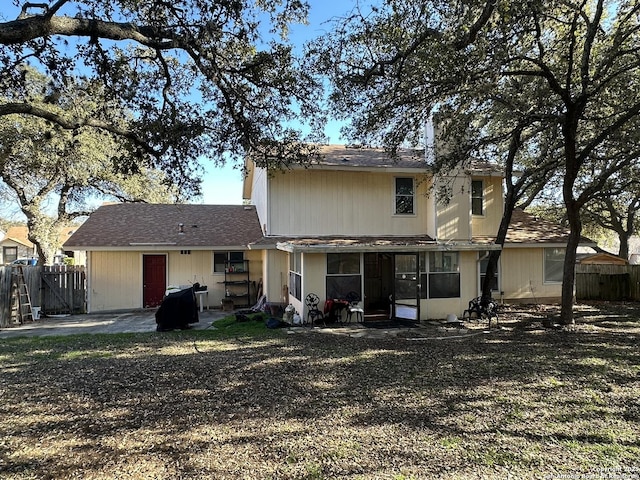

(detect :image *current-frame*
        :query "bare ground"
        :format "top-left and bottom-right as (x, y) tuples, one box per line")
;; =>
(0, 302), (639, 479)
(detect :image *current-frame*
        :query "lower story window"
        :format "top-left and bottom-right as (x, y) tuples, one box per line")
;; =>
(479, 251), (500, 293)
(3, 246), (18, 264)
(544, 248), (565, 283)
(420, 251), (461, 299)
(213, 251), (244, 273)
(289, 272), (301, 301)
(326, 253), (361, 299)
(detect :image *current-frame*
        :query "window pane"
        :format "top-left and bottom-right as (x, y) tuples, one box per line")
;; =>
(396, 254), (417, 273)
(289, 272), (301, 300)
(472, 198), (483, 215)
(472, 180), (483, 196)
(429, 273), (461, 298)
(290, 252), (301, 273)
(4, 247), (18, 263)
(396, 177), (414, 195)
(395, 177), (414, 214)
(545, 248), (565, 283)
(213, 253), (226, 273)
(472, 180), (483, 215)
(429, 252), (459, 272)
(326, 275), (361, 300)
(480, 274), (499, 292)
(480, 251), (499, 292)
(396, 197), (414, 214)
(327, 253), (360, 274)
(229, 251), (244, 262)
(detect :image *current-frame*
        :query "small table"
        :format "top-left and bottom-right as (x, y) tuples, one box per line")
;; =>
(194, 290), (209, 312)
(324, 299), (350, 323)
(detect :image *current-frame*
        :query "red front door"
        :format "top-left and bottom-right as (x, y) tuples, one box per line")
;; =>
(143, 254), (166, 307)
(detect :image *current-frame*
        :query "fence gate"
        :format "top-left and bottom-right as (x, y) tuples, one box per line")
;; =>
(40, 265), (86, 315)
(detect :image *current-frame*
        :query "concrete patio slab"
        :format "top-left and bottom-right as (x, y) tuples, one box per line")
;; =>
(0, 309), (228, 338)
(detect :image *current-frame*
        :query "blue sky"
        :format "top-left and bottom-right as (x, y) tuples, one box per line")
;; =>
(199, 0), (355, 205)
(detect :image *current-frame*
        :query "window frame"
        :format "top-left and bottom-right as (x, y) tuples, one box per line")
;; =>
(479, 251), (500, 294)
(289, 252), (302, 300)
(471, 179), (484, 216)
(419, 251), (461, 299)
(326, 253), (362, 300)
(3, 246), (18, 264)
(213, 251), (244, 273)
(394, 177), (415, 215)
(544, 247), (565, 284)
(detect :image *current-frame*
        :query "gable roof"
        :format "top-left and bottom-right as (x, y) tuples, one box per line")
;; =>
(577, 252), (628, 265)
(63, 203), (264, 249)
(1, 226), (33, 247)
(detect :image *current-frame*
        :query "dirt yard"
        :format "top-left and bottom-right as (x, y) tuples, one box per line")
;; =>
(0, 302), (638, 479)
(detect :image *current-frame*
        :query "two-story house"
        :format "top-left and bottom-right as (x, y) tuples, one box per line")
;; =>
(63, 145), (588, 319)
(245, 145), (583, 321)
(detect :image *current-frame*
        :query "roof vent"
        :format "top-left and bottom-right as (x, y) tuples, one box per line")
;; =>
(178, 223), (185, 234)
(342, 157), (349, 162)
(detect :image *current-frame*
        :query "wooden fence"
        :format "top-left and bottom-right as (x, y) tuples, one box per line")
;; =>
(0, 265), (86, 328)
(575, 264), (640, 301)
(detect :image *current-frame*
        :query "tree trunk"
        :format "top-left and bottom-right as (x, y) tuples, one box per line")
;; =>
(560, 200), (581, 325)
(618, 233), (630, 261)
(560, 111), (581, 325)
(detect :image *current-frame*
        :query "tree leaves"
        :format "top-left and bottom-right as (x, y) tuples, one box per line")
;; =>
(0, 0), (321, 185)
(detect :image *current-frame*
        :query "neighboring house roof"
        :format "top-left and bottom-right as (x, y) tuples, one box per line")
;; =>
(0, 226), (33, 247)
(577, 252), (628, 265)
(63, 203), (264, 249)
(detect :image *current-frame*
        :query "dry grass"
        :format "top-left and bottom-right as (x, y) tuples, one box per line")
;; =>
(0, 303), (639, 479)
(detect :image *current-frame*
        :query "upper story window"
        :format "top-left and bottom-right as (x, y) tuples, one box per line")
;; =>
(395, 177), (415, 215)
(471, 179), (484, 215)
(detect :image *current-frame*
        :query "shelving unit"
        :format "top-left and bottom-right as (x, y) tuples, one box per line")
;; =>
(223, 260), (250, 308)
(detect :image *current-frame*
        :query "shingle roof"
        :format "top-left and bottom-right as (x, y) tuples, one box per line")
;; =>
(1, 226), (33, 247)
(63, 204), (264, 249)
(314, 145), (430, 169)
(252, 235), (437, 251)
(502, 209), (595, 245)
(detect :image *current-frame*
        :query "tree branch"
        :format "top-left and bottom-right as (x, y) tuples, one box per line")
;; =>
(0, 15), (178, 49)
(0, 101), (161, 157)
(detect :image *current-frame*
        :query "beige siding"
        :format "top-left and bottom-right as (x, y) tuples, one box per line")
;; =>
(261, 249), (288, 304)
(436, 175), (471, 240)
(88, 249), (263, 312)
(500, 247), (562, 302)
(88, 251), (142, 312)
(471, 175), (504, 237)
(267, 169), (434, 236)
(420, 250), (478, 319)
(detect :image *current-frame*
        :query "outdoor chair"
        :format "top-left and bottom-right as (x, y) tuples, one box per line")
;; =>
(345, 291), (364, 323)
(462, 294), (499, 327)
(305, 293), (325, 326)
